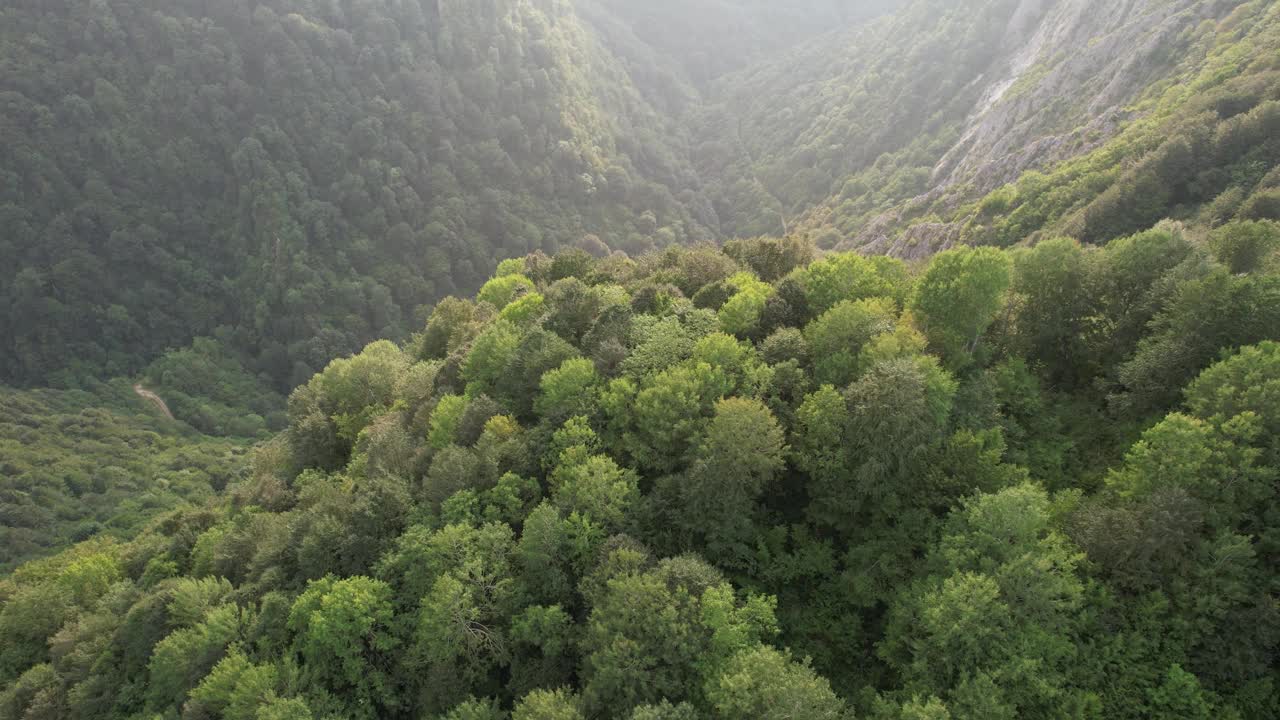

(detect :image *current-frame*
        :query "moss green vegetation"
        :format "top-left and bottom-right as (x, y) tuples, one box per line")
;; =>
(698, 0), (1280, 251)
(3, 220), (1278, 719)
(954, 1), (1280, 248)
(0, 382), (249, 572)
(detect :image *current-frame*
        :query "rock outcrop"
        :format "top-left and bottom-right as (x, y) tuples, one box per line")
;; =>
(817, 0), (1239, 255)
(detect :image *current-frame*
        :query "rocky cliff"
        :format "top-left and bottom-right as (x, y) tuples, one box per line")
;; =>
(839, 0), (1265, 253)
(684, 0), (1263, 255)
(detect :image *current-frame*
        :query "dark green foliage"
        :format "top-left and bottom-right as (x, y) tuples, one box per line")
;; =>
(723, 236), (816, 282)
(1112, 269), (1280, 415)
(142, 337), (287, 437)
(1209, 220), (1280, 274)
(0, 0), (715, 390)
(805, 297), (899, 387)
(289, 575), (400, 718)
(1006, 238), (1092, 385)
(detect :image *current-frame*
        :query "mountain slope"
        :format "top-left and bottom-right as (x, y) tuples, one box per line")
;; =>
(3, 3), (1280, 717)
(8, 0), (1268, 394)
(0, 0), (714, 389)
(0, 382), (248, 571)
(896, 0), (1280, 254)
(580, 0), (905, 92)
(694, 0), (1274, 250)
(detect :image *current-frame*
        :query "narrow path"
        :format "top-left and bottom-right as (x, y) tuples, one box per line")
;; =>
(133, 384), (175, 421)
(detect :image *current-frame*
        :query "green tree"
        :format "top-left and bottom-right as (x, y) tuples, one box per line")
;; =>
(550, 454), (641, 531)
(187, 649), (279, 720)
(1208, 220), (1279, 274)
(501, 292), (548, 327)
(680, 398), (786, 562)
(706, 646), (849, 720)
(478, 274), (537, 310)
(799, 253), (906, 315)
(436, 697), (508, 720)
(494, 329), (580, 418)
(256, 697), (315, 720)
(287, 576), (400, 719)
(421, 298), (486, 361)
(536, 358), (601, 422)
(581, 561), (774, 715)
(607, 362), (732, 473)
(509, 604), (576, 698)
(430, 395), (469, 449)
(882, 484), (1088, 717)
(910, 247), (1012, 370)
(1147, 665), (1214, 720)
(1007, 238), (1093, 384)
(513, 688), (585, 720)
(719, 272), (774, 338)
(1114, 270), (1280, 415)
(1087, 226), (1195, 363)
(810, 356), (956, 531)
(463, 320), (524, 397)
(723, 236), (815, 282)
(287, 341), (411, 467)
(148, 603), (253, 711)
(1185, 341), (1280, 448)
(691, 333), (760, 392)
(805, 297), (899, 387)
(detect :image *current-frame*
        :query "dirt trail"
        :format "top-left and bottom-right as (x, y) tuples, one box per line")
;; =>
(133, 384), (175, 421)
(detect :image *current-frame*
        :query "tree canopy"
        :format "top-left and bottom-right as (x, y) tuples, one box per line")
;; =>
(4, 226), (1279, 719)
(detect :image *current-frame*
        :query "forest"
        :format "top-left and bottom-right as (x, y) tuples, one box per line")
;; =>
(0, 0), (715, 391)
(1, 0), (1279, 719)
(3, 222), (1279, 719)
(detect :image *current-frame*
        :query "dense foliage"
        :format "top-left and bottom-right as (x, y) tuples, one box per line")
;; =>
(0, 382), (248, 572)
(3, 0), (1280, 718)
(5, 0), (1275, 399)
(3, 221), (1278, 719)
(0, 0), (714, 390)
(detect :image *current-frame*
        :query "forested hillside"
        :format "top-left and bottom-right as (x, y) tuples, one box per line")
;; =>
(2, 1), (1280, 718)
(581, 0), (904, 92)
(0, 0), (715, 389)
(916, 0), (1280, 253)
(3, 221), (1278, 719)
(5, 0), (1277, 394)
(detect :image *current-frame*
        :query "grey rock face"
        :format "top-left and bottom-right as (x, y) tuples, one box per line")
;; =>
(932, 0), (1218, 193)
(843, 0), (1234, 255)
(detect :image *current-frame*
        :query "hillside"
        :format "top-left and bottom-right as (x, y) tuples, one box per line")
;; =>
(580, 0), (905, 93)
(5, 0), (1276, 396)
(695, 0), (1280, 249)
(1, 4), (1279, 717)
(0, 382), (249, 572)
(2, 225), (1278, 718)
(0, 0), (716, 390)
